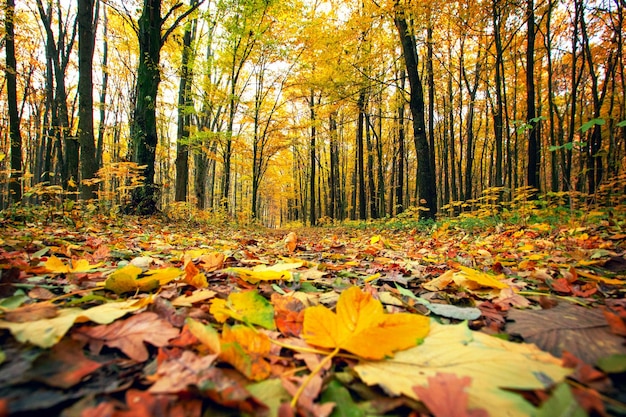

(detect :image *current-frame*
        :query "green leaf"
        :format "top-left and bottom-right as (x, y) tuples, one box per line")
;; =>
(536, 383), (587, 417)
(579, 118), (605, 133)
(321, 379), (363, 417)
(596, 354), (626, 373)
(616, 119), (626, 128)
(0, 290), (28, 309)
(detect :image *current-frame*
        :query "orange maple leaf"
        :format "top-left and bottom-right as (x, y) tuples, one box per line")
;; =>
(302, 286), (429, 360)
(413, 373), (488, 417)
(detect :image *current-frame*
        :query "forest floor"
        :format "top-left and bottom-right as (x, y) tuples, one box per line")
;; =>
(0, 205), (625, 417)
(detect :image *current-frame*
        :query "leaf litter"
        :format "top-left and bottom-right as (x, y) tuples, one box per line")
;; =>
(0, 213), (624, 416)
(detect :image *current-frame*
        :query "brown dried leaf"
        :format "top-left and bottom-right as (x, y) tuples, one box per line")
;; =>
(74, 312), (179, 362)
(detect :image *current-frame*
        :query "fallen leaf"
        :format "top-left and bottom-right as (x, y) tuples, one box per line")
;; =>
(302, 286), (430, 359)
(144, 267), (183, 285)
(74, 312), (179, 362)
(454, 265), (509, 290)
(149, 350), (218, 393)
(184, 261), (208, 288)
(209, 290), (275, 330)
(171, 288), (216, 306)
(195, 367), (270, 415)
(412, 373), (488, 417)
(219, 324), (272, 381)
(225, 262), (302, 283)
(104, 264), (159, 294)
(536, 383), (586, 417)
(507, 302), (626, 364)
(0, 300), (145, 348)
(44, 256), (102, 273)
(26, 339), (102, 389)
(285, 232), (298, 253)
(271, 293), (305, 337)
(186, 318), (221, 354)
(354, 321), (571, 417)
(3, 302), (58, 323)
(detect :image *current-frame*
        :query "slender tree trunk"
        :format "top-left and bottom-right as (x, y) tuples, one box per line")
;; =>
(309, 90), (317, 225)
(175, 7), (197, 202)
(565, 0), (582, 192)
(426, 22), (436, 187)
(78, 0), (98, 200)
(394, 5), (437, 219)
(356, 92), (367, 219)
(5, 0), (22, 203)
(526, 0), (540, 192)
(395, 70), (406, 214)
(329, 111), (340, 219)
(493, 0), (504, 189)
(96, 4), (108, 167)
(365, 112), (377, 218)
(546, 0), (559, 192)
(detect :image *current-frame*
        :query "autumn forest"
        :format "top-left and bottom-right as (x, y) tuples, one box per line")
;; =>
(0, 0), (624, 225)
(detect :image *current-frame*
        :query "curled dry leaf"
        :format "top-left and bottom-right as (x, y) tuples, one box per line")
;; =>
(285, 232), (297, 253)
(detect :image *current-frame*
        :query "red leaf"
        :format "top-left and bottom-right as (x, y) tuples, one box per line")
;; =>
(550, 278), (572, 294)
(602, 308), (626, 336)
(271, 293), (305, 337)
(27, 338), (102, 389)
(412, 373), (488, 417)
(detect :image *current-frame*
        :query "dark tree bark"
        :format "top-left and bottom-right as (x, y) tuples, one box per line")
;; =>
(5, 0), (22, 203)
(395, 70), (406, 214)
(394, 4), (437, 219)
(356, 91), (367, 219)
(96, 2), (108, 167)
(492, 0), (505, 189)
(129, 0), (203, 214)
(545, 0), (559, 192)
(564, 0), (583, 192)
(308, 89), (317, 225)
(78, 0), (98, 200)
(461, 42), (481, 202)
(580, 3), (614, 194)
(328, 111), (341, 219)
(426, 22), (436, 189)
(175, 5), (197, 202)
(526, 0), (540, 192)
(365, 112), (377, 218)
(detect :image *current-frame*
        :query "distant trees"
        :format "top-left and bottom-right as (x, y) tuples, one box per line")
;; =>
(1, 0), (624, 223)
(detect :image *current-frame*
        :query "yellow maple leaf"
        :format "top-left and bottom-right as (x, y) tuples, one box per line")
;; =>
(302, 286), (429, 360)
(44, 255), (102, 274)
(454, 265), (508, 290)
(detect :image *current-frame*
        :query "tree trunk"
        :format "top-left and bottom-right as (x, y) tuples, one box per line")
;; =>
(129, 0), (162, 214)
(492, 0), (504, 190)
(78, 0), (98, 200)
(96, 3), (108, 167)
(395, 70), (406, 214)
(356, 92), (367, 219)
(5, 0), (22, 204)
(394, 5), (437, 219)
(309, 89), (317, 226)
(526, 0), (540, 192)
(175, 7), (197, 202)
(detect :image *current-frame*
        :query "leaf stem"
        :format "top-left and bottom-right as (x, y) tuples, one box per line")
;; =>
(290, 346), (340, 409)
